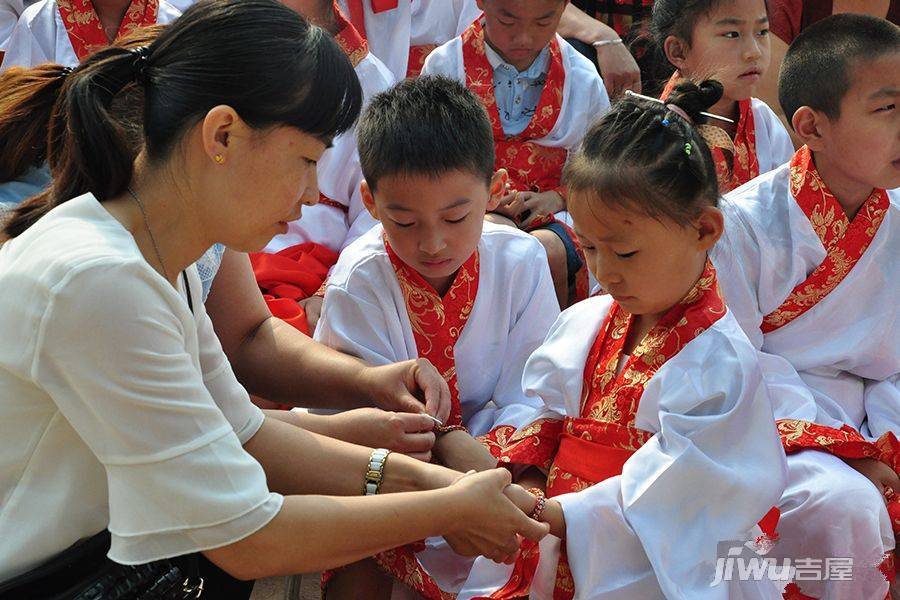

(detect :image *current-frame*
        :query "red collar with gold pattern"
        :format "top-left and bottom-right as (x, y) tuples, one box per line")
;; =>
(57, 0), (159, 62)
(384, 237), (479, 426)
(461, 18), (565, 144)
(580, 259), (726, 425)
(761, 146), (889, 333)
(333, 4), (368, 67)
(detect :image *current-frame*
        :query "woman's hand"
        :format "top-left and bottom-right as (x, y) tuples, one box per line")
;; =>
(594, 41), (641, 98)
(328, 408), (437, 461)
(444, 469), (549, 563)
(359, 358), (451, 423)
(844, 457), (900, 503)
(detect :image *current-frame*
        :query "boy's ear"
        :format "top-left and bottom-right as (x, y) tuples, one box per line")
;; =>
(663, 35), (689, 70)
(791, 106), (828, 152)
(487, 169), (509, 211)
(360, 180), (381, 221)
(694, 206), (724, 251)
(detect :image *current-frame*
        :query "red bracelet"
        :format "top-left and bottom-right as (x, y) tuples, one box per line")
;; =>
(528, 487), (547, 521)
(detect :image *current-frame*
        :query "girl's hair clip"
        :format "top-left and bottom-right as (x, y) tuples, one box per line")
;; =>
(684, 142), (693, 156)
(625, 90), (735, 124)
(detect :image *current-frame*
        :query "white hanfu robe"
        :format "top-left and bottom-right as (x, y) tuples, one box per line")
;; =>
(265, 43), (393, 254)
(336, 0), (478, 81)
(711, 158), (900, 599)
(1, 0), (180, 69)
(316, 221), (559, 437)
(748, 98), (794, 176)
(459, 293), (788, 600)
(315, 222), (560, 596)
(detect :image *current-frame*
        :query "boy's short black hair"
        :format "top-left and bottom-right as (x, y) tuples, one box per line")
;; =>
(356, 75), (495, 191)
(779, 14), (900, 126)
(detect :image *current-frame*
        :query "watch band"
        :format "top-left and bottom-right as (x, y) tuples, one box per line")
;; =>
(364, 448), (391, 496)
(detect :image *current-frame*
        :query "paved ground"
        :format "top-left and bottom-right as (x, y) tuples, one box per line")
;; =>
(250, 574), (320, 600)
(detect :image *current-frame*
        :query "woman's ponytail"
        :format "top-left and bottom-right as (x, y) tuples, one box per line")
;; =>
(2, 25), (164, 240)
(0, 65), (70, 181)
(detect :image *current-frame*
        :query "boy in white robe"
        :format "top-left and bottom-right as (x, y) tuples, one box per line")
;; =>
(2, 0), (181, 69)
(711, 14), (900, 599)
(315, 75), (560, 599)
(336, 0), (480, 80)
(458, 82), (787, 599)
(421, 0), (611, 308)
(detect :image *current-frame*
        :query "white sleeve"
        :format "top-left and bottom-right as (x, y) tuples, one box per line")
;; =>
(761, 104), (794, 172)
(864, 375), (900, 439)
(188, 267), (267, 443)
(33, 261), (282, 565)
(483, 248), (560, 431)
(0, 12), (47, 69)
(314, 280), (403, 367)
(556, 332), (787, 599)
(712, 209), (827, 424)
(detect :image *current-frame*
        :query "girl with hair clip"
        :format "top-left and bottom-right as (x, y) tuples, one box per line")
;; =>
(652, 0), (794, 192)
(0, 1), (549, 596)
(457, 80), (788, 600)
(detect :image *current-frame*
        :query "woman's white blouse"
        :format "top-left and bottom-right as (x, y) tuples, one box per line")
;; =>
(0, 194), (283, 582)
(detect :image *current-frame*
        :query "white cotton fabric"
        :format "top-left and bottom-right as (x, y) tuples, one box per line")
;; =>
(0, 194), (282, 583)
(265, 51), (394, 255)
(711, 167), (900, 598)
(459, 295), (788, 599)
(315, 221), (560, 592)
(749, 98), (794, 176)
(336, 0), (479, 81)
(1, 0), (181, 70)
(315, 221), (560, 436)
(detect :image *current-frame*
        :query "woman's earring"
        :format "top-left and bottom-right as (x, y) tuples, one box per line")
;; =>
(214, 154), (225, 164)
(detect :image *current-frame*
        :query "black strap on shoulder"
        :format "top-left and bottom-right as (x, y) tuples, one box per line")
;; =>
(181, 271), (194, 315)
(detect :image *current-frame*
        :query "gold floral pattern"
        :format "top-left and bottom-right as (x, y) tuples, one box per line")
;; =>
(407, 43), (437, 77)
(481, 262), (727, 600)
(57, 0), (158, 61)
(761, 146), (889, 333)
(461, 18), (567, 195)
(385, 236), (478, 426)
(332, 5), (368, 67)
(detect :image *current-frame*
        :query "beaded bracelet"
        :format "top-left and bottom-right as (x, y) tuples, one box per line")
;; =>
(528, 487), (547, 522)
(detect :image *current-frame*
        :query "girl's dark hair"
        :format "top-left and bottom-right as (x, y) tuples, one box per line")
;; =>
(564, 79), (723, 226)
(650, 0), (730, 48)
(3, 0), (362, 239)
(644, 0), (762, 94)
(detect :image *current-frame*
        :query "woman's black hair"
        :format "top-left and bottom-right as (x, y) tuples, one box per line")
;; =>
(564, 79), (723, 226)
(4, 0), (362, 239)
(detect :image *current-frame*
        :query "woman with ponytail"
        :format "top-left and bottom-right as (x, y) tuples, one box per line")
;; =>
(0, 0), (549, 595)
(456, 80), (787, 600)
